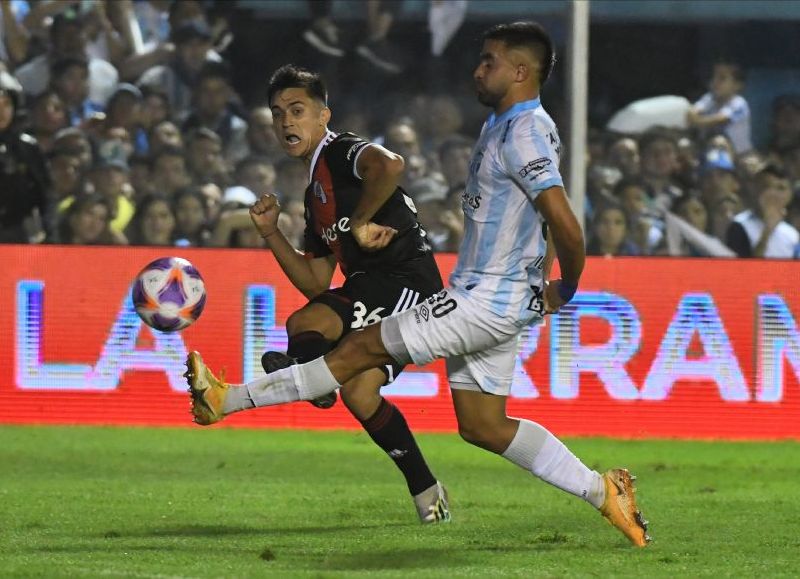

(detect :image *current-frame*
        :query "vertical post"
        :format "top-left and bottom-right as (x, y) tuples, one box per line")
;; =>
(567, 0), (590, 229)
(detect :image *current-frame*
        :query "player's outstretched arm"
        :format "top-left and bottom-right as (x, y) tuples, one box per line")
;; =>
(350, 145), (403, 251)
(250, 193), (336, 298)
(534, 185), (585, 312)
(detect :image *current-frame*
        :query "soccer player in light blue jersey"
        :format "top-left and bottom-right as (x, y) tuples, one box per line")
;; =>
(187, 21), (650, 547)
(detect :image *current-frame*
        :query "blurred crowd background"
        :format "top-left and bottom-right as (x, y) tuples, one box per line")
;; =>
(0, 0), (799, 258)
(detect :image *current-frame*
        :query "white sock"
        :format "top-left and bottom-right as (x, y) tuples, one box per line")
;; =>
(502, 419), (605, 509)
(224, 358), (342, 411)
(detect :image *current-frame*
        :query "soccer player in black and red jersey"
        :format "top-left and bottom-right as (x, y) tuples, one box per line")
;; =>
(190, 65), (450, 523)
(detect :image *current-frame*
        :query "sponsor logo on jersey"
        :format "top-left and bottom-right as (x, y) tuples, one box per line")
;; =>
(320, 217), (350, 245)
(346, 142), (369, 161)
(518, 157), (551, 179)
(312, 181), (327, 204)
(462, 189), (482, 210)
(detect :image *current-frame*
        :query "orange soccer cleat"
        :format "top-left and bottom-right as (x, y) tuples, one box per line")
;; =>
(185, 351), (229, 426)
(599, 468), (651, 547)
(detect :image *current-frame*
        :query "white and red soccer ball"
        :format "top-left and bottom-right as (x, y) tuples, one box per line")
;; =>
(132, 257), (206, 332)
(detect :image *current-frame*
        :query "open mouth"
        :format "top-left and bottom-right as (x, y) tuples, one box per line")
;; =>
(285, 135), (301, 145)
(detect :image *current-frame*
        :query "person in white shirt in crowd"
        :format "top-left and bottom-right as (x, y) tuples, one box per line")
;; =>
(15, 11), (118, 105)
(687, 61), (752, 155)
(726, 165), (799, 258)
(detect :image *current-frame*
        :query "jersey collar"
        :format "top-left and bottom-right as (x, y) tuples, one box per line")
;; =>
(309, 129), (338, 182)
(486, 97), (541, 129)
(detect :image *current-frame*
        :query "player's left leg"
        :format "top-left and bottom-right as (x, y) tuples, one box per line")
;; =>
(447, 343), (650, 547)
(340, 369), (450, 523)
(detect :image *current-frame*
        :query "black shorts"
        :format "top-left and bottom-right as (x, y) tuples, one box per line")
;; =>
(309, 258), (443, 383)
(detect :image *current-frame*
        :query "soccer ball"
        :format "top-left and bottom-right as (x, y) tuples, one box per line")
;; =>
(132, 257), (206, 332)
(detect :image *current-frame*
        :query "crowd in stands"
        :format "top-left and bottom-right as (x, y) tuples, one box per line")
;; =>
(0, 1), (798, 259)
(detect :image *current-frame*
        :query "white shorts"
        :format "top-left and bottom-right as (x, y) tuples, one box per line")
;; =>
(380, 287), (525, 395)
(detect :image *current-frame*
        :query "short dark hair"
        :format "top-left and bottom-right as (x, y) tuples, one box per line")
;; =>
(186, 127), (222, 146)
(482, 21), (556, 85)
(150, 146), (186, 170)
(713, 60), (746, 84)
(197, 61), (232, 86)
(755, 164), (789, 186)
(267, 64), (327, 106)
(638, 127), (678, 156)
(613, 176), (648, 198)
(50, 57), (88, 81)
(235, 155), (273, 177)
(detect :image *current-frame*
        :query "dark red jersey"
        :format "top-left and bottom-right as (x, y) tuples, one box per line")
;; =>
(304, 132), (440, 285)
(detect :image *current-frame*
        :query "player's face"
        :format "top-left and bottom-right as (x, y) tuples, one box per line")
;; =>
(473, 40), (517, 108)
(270, 88), (330, 161)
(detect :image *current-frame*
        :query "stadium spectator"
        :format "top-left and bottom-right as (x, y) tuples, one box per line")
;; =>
(438, 134), (473, 197)
(172, 186), (211, 247)
(104, 83), (147, 155)
(726, 166), (799, 258)
(57, 193), (124, 245)
(242, 105), (282, 163)
(778, 143), (800, 190)
(27, 90), (68, 153)
(687, 61), (752, 154)
(0, 0), (28, 67)
(769, 94), (800, 158)
(52, 127), (94, 172)
(669, 191), (710, 256)
(185, 127), (228, 186)
(125, 192), (176, 245)
(607, 136), (640, 179)
(699, 148), (741, 209)
(48, 150), (83, 205)
(639, 127), (683, 211)
(49, 57), (103, 127)
(148, 119), (184, 157)
(182, 61), (247, 163)
(136, 20), (216, 121)
(86, 157), (135, 234)
(587, 202), (640, 257)
(383, 118), (422, 162)
(150, 146), (191, 198)
(129, 154), (153, 199)
(708, 190), (744, 244)
(614, 177), (663, 255)
(141, 86), (172, 132)
(209, 187), (260, 248)
(274, 157), (307, 203)
(234, 156), (276, 198)
(422, 94), (465, 159)
(0, 70), (53, 243)
(15, 11), (119, 105)
(302, 0), (403, 73)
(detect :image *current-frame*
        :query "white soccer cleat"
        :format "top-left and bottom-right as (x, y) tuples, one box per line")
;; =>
(414, 481), (451, 524)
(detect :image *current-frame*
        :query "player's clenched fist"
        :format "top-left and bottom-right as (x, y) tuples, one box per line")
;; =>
(351, 220), (398, 252)
(249, 193), (281, 238)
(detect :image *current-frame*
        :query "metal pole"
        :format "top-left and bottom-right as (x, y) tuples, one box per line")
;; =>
(567, 0), (590, 230)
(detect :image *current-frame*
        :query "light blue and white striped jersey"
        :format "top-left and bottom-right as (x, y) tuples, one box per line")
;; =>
(450, 97), (563, 326)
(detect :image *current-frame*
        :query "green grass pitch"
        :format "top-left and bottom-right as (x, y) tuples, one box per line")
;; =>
(2, 425), (799, 578)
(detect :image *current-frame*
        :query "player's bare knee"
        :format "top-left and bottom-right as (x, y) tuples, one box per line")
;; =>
(458, 422), (506, 453)
(286, 306), (340, 339)
(340, 325), (392, 366)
